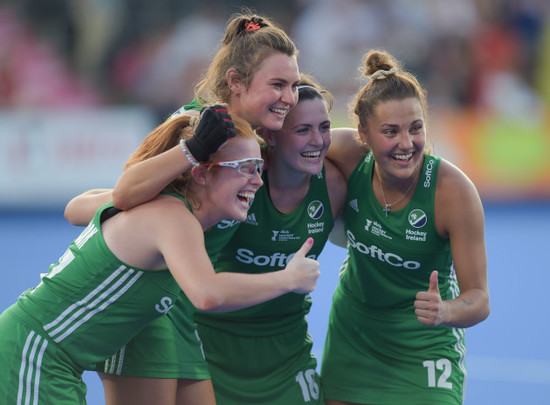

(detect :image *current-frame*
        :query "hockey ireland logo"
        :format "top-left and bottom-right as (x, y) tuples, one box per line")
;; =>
(307, 200), (324, 220)
(408, 209), (427, 228)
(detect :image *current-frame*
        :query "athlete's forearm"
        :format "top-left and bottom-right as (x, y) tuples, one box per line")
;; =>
(192, 239), (319, 313)
(65, 189), (113, 226)
(195, 271), (293, 313)
(443, 288), (490, 328)
(113, 145), (192, 210)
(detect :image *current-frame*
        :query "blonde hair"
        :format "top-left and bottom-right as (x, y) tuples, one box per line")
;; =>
(194, 11), (298, 106)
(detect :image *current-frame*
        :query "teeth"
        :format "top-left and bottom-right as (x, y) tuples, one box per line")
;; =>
(237, 192), (255, 201)
(393, 153), (412, 160)
(270, 107), (287, 116)
(302, 151), (321, 158)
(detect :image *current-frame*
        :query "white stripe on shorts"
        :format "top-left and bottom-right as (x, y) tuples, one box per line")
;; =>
(17, 331), (48, 405)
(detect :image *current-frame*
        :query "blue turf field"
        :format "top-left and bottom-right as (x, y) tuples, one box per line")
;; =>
(1, 201), (549, 404)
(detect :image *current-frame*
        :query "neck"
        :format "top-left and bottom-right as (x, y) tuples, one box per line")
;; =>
(375, 164), (419, 193)
(265, 149), (312, 189)
(374, 162), (420, 217)
(189, 185), (223, 230)
(265, 150), (312, 214)
(192, 205), (225, 231)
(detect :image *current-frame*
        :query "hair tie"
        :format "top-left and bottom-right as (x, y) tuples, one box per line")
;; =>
(245, 21), (261, 32)
(168, 105), (187, 120)
(368, 67), (397, 81)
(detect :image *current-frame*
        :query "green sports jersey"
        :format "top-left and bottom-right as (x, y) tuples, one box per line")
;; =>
(0, 200), (192, 403)
(196, 166), (334, 333)
(93, 101), (242, 379)
(321, 151), (466, 404)
(341, 151), (455, 308)
(9, 202), (181, 370)
(94, 214), (241, 378)
(195, 166), (334, 404)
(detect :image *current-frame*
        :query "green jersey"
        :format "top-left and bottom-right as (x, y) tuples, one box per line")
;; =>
(94, 102), (242, 379)
(195, 166), (334, 404)
(0, 201), (183, 403)
(12, 203), (181, 369)
(321, 151), (466, 404)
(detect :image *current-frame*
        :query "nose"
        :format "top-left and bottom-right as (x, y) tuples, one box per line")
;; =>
(281, 86), (298, 107)
(399, 132), (414, 149)
(250, 170), (263, 187)
(309, 129), (324, 147)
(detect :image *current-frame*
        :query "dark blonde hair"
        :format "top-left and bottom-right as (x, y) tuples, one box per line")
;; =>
(124, 113), (257, 204)
(296, 73), (333, 112)
(353, 50), (428, 131)
(194, 11), (298, 105)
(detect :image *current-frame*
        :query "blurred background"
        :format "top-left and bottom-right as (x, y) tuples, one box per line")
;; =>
(1, 0), (549, 205)
(0, 0), (549, 404)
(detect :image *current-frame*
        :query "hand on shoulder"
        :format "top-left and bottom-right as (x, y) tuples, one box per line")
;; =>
(327, 127), (366, 180)
(324, 159), (347, 219)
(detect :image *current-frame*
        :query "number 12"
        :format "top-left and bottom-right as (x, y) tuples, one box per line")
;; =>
(422, 359), (453, 389)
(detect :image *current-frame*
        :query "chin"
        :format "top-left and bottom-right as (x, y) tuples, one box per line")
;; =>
(303, 163), (323, 175)
(231, 210), (248, 222)
(263, 117), (285, 132)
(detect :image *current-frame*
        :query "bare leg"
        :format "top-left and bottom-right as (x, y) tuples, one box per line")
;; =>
(98, 372), (178, 405)
(176, 378), (216, 405)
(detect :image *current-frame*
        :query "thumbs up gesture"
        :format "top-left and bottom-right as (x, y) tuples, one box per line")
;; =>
(284, 238), (320, 294)
(414, 270), (446, 326)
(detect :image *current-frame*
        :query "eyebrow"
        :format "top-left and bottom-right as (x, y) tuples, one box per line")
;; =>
(270, 77), (300, 86)
(292, 120), (331, 130)
(381, 119), (423, 128)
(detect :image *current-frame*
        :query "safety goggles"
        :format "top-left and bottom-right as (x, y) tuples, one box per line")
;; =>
(201, 158), (264, 178)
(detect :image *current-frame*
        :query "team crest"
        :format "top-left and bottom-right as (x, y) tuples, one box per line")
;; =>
(307, 200), (324, 220)
(408, 209), (427, 228)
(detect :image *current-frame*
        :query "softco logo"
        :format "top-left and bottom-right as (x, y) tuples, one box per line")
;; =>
(307, 200), (324, 220)
(346, 230), (420, 269)
(365, 151), (373, 163)
(423, 158), (435, 187)
(236, 248), (317, 267)
(216, 219), (240, 229)
(408, 209), (427, 228)
(155, 296), (174, 314)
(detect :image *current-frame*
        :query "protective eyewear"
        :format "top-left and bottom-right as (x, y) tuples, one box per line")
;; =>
(201, 158), (264, 178)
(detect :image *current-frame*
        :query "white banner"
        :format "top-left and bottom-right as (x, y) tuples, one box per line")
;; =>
(0, 107), (156, 209)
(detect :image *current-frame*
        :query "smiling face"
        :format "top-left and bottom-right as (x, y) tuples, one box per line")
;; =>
(264, 97), (331, 176)
(203, 136), (263, 222)
(361, 97), (426, 182)
(229, 52), (300, 131)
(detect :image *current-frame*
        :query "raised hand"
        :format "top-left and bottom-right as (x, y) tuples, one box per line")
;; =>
(186, 104), (237, 162)
(285, 238), (320, 294)
(414, 270), (446, 326)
